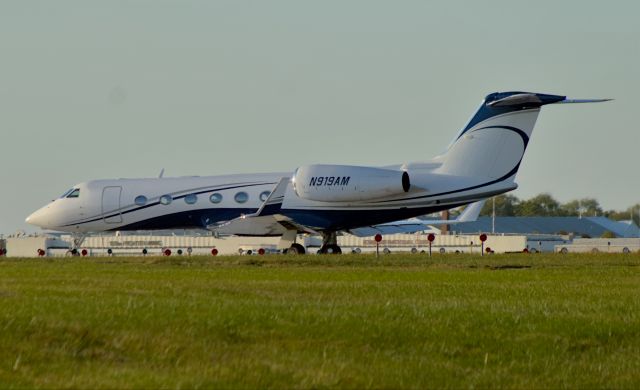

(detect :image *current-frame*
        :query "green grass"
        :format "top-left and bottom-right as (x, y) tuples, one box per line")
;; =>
(1, 253), (640, 389)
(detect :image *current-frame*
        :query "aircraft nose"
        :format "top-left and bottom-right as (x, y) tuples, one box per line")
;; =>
(25, 207), (48, 228)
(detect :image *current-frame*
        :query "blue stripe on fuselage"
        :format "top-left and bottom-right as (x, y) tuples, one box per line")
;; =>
(62, 181), (275, 227)
(110, 208), (257, 231)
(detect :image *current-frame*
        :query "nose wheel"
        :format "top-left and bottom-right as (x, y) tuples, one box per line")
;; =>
(66, 233), (87, 256)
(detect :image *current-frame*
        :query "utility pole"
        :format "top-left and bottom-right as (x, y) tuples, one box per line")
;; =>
(578, 199), (582, 219)
(492, 197), (496, 234)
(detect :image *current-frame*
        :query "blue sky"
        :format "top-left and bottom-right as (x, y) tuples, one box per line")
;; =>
(1, 0), (638, 234)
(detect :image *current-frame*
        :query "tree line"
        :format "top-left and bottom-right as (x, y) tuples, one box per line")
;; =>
(478, 193), (640, 225)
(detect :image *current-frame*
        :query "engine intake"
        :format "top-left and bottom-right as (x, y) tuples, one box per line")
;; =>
(293, 164), (410, 202)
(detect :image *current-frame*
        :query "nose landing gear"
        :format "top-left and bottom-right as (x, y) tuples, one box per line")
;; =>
(66, 233), (87, 256)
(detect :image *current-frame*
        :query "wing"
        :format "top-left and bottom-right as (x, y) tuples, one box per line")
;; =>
(210, 214), (316, 236)
(347, 200), (485, 237)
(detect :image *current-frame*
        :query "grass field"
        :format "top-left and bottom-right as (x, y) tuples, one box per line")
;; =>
(1, 253), (639, 389)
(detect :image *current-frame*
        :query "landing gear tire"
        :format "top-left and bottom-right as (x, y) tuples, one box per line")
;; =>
(286, 243), (306, 255)
(320, 244), (342, 254)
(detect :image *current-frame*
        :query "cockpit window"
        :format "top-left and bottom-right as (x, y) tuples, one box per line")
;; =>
(60, 188), (75, 198)
(66, 189), (80, 198)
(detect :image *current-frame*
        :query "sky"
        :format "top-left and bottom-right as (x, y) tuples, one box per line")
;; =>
(1, 0), (639, 235)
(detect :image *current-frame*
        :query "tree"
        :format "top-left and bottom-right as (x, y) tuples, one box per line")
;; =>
(605, 203), (640, 226)
(633, 204), (640, 226)
(476, 194), (639, 224)
(562, 198), (602, 217)
(516, 193), (564, 217)
(480, 194), (520, 216)
(605, 209), (629, 221)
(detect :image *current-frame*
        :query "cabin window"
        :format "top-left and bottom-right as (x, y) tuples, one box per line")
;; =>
(184, 194), (197, 204)
(209, 193), (223, 204)
(234, 191), (248, 204)
(259, 191), (271, 202)
(66, 189), (80, 198)
(134, 195), (147, 206)
(159, 194), (173, 205)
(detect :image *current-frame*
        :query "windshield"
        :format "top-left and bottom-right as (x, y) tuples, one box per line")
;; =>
(59, 188), (75, 198)
(66, 189), (80, 198)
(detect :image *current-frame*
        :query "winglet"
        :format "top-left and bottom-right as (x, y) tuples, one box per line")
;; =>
(254, 177), (289, 217)
(415, 200), (486, 225)
(456, 200), (485, 222)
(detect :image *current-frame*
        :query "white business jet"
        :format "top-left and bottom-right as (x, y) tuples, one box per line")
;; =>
(26, 91), (609, 254)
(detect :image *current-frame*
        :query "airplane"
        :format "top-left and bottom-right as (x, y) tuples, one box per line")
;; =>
(26, 91), (610, 254)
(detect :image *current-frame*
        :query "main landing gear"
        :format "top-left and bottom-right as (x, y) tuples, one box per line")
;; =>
(278, 230), (342, 255)
(279, 230), (306, 255)
(319, 231), (342, 255)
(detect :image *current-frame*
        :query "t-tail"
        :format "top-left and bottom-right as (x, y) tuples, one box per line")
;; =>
(437, 92), (610, 183)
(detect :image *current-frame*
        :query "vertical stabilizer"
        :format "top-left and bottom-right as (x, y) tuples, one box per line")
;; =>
(438, 92), (565, 181)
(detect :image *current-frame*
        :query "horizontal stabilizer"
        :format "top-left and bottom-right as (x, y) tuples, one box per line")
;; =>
(485, 93), (612, 108)
(554, 98), (613, 104)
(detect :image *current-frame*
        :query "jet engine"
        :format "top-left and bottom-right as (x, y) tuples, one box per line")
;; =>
(292, 164), (410, 202)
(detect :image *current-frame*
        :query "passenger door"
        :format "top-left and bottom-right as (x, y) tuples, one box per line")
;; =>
(102, 186), (123, 224)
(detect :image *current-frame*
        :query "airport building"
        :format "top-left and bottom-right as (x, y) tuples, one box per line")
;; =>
(450, 216), (640, 238)
(2, 216), (637, 257)
(555, 238), (640, 254)
(2, 231), (564, 257)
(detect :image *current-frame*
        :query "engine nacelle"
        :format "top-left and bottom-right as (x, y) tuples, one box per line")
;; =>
(292, 164), (410, 202)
